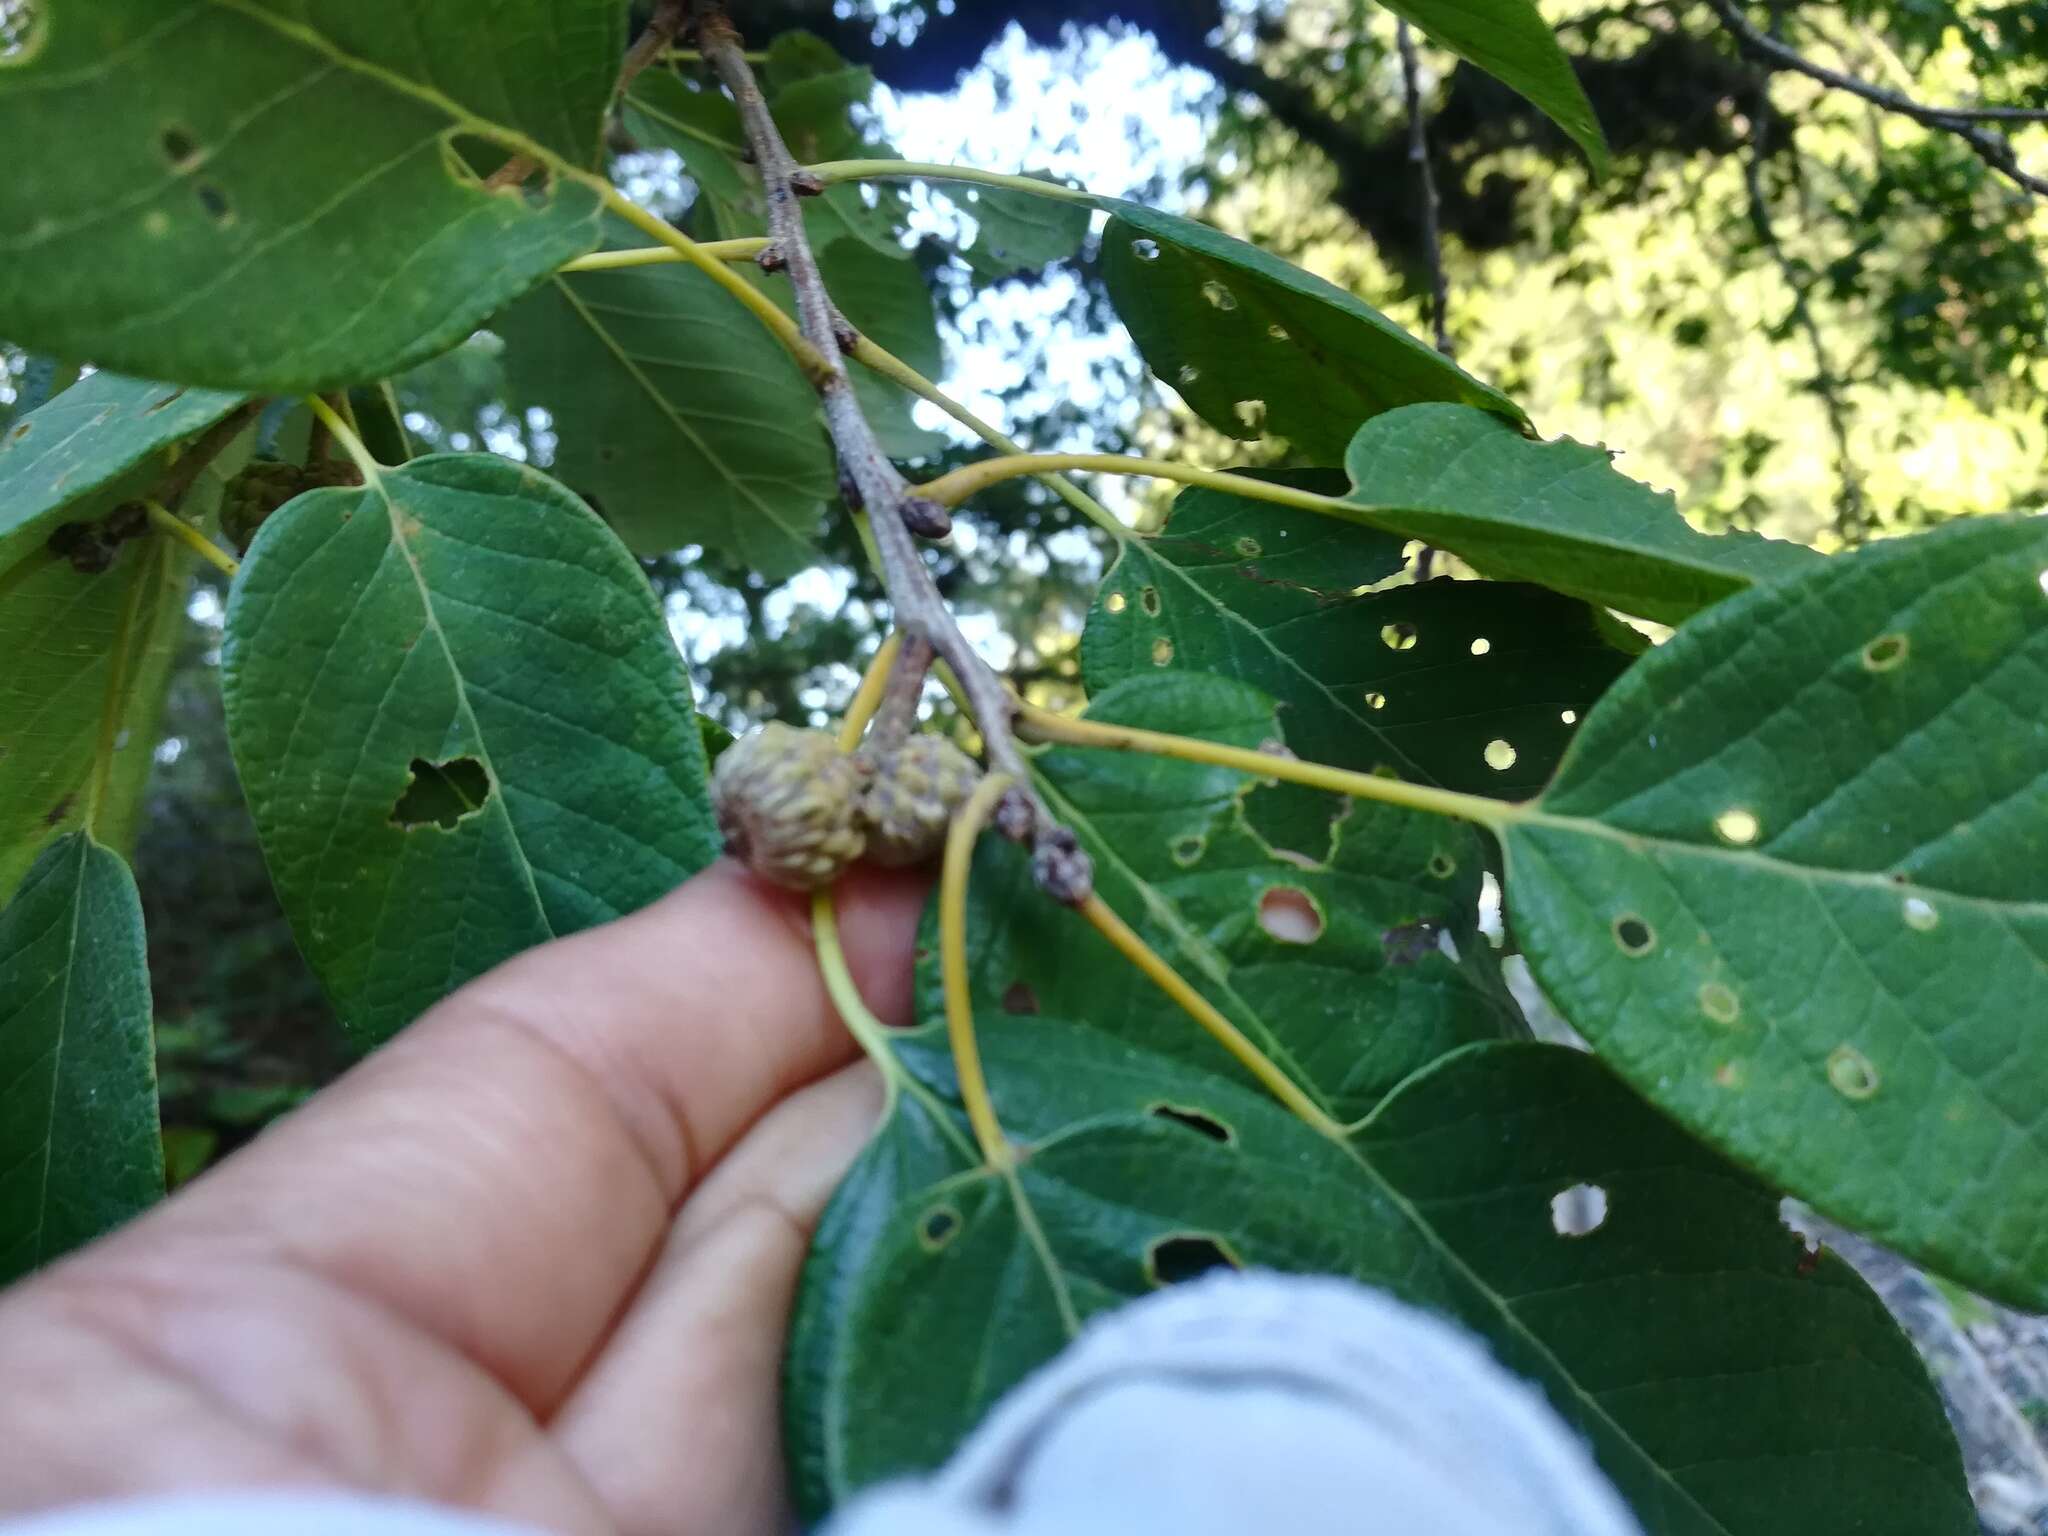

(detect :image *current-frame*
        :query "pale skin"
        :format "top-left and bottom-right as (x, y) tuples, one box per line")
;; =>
(0, 861), (930, 1535)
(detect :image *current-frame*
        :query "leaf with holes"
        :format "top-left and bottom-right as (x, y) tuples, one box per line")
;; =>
(0, 370), (244, 575)
(220, 454), (720, 1047)
(1503, 513), (2048, 1309)
(1383, 0), (1607, 173)
(1097, 202), (1525, 458)
(492, 216), (836, 569)
(0, 832), (163, 1285)
(1342, 405), (1820, 623)
(958, 176), (1091, 279)
(1080, 473), (1640, 858)
(792, 1024), (1971, 1534)
(0, 533), (191, 905)
(0, 0), (621, 391)
(984, 672), (1520, 1123)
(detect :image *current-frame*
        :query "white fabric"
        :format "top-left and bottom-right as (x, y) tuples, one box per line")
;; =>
(0, 1274), (1640, 1536)
(824, 1270), (1643, 1536)
(0, 1492), (539, 1536)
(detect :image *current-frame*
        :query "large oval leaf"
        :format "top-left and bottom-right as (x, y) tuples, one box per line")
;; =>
(494, 218), (836, 569)
(1343, 405), (1820, 623)
(1098, 203), (1525, 459)
(0, 1), (619, 390)
(1505, 512), (2048, 1308)
(0, 832), (163, 1285)
(792, 1027), (1971, 1535)
(221, 454), (720, 1047)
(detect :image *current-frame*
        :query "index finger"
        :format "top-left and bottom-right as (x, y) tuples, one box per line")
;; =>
(72, 861), (928, 1412)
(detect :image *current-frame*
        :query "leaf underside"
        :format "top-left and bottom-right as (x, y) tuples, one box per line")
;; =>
(493, 217), (836, 569)
(220, 453), (720, 1047)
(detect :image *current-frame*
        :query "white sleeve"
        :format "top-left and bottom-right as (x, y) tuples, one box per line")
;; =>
(822, 1270), (1644, 1536)
(0, 1493), (546, 1536)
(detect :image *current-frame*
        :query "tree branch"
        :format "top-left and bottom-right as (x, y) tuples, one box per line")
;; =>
(1396, 22), (1452, 358)
(1703, 0), (2048, 197)
(694, 1), (1090, 900)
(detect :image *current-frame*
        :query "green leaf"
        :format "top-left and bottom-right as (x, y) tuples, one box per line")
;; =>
(621, 73), (759, 240)
(0, 832), (164, 1285)
(1343, 405), (1821, 623)
(961, 673), (1520, 1124)
(1097, 203), (1525, 458)
(1384, 0), (1609, 174)
(1503, 513), (2048, 1309)
(957, 176), (1091, 278)
(794, 1030), (1971, 1535)
(1082, 475), (1641, 811)
(0, 1), (621, 391)
(0, 535), (191, 904)
(493, 217), (836, 568)
(0, 370), (244, 574)
(623, 60), (907, 258)
(220, 454), (721, 1047)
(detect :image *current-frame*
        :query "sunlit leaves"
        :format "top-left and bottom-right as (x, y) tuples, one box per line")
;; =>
(1384, 0), (1609, 174)
(1098, 203), (1525, 458)
(0, 833), (163, 1284)
(221, 455), (719, 1047)
(1343, 405), (1821, 623)
(0, 1), (621, 390)
(1506, 513), (2048, 1308)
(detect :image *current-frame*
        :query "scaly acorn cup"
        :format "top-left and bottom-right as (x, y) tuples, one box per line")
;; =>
(860, 733), (983, 867)
(220, 459), (358, 552)
(711, 723), (868, 889)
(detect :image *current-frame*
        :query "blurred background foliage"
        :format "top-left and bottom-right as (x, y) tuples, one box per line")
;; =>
(2, 0), (2041, 1142)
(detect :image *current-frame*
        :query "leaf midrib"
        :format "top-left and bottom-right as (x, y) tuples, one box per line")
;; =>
(548, 276), (808, 542)
(377, 475), (555, 941)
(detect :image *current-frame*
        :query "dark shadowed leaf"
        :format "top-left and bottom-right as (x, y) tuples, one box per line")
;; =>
(493, 218), (836, 568)
(0, 832), (162, 1284)
(0, 535), (190, 904)
(1082, 476), (1641, 818)
(793, 1024), (1971, 1535)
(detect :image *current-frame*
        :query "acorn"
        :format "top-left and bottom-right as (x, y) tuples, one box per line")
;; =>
(711, 722), (867, 889)
(860, 733), (982, 867)
(219, 459), (356, 552)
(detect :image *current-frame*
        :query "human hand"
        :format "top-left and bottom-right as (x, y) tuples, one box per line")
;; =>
(0, 862), (929, 1535)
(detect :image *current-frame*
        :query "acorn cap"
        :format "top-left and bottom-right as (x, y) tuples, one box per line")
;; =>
(860, 733), (983, 867)
(711, 722), (867, 889)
